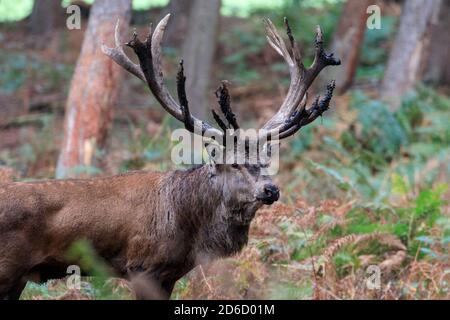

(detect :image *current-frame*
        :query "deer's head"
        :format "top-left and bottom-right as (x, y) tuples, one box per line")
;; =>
(103, 14), (340, 216)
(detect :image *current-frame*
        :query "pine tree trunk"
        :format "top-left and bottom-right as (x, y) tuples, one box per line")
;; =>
(326, 0), (370, 94)
(381, 0), (442, 110)
(56, 0), (132, 178)
(181, 0), (221, 118)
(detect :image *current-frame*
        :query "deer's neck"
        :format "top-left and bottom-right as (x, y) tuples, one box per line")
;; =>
(164, 165), (251, 261)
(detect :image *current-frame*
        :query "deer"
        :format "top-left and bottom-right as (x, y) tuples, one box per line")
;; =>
(0, 14), (339, 300)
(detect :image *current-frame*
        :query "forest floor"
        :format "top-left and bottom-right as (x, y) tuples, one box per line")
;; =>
(1, 2), (449, 300)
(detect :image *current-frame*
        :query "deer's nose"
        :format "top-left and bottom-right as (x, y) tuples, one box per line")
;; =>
(261, 184), (280, 204)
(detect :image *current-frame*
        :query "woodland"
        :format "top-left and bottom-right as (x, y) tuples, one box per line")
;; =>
(0, 0), (449, 299)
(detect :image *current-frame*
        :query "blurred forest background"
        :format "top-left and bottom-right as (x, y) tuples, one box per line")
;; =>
(0, 0), (449, 299)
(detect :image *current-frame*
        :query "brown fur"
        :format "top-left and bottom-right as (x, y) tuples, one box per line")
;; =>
(0, 164), (276, 299)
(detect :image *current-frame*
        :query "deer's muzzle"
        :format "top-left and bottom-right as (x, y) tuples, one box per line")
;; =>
(258, 183), (280, 205)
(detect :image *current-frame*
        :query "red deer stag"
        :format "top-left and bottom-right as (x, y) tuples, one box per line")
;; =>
(0, 14), (339, 299)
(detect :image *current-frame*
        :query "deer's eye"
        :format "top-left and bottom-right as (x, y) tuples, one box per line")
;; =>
(246, 164), (260, 175)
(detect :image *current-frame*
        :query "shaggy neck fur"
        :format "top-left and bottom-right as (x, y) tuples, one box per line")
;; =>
(161, 165), (257, 261)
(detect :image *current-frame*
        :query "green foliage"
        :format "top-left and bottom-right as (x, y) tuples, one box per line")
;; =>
(21, 240), (135, 299)
(343, 91), (409, 162)
(119, 116), (174, 172)
(300, 87), (450, 200)
(252, 0), (341, 50)
(0, 51), (73, 95)
(268, 281), (313, 299)
(219, 0), (342, 84)
(357, 16), (398, 81)
(276, 86), (450, 289)
(0, 0), (33, 22)
(64, 240), (132, 299)
(66, 240), (112, 279)
(10, 0), (449, 298)
(0, 114), (57, 177)
(0, 53), (28, 94)
(220, 27), (266, 84)
(0, 0), (341, 22)
(287, 125), (315, 155)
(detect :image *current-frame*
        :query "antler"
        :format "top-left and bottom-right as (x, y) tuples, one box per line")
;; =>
(260, 18), (340, 140)
(102, 14), (223, 138)
(102, 15), (340, 148)
(212, 81), (239, 131)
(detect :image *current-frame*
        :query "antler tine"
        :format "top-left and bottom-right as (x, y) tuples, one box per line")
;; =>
(101, 20), (146, 82)
(210, 81), (239, 148)
(307, 25), (341, 81)
(263, 18), (294, 67)
(261, 18), (307, 131)
(103, 14), (223, 138)
(283, 17), (303, 70)
(176, 60), (195, 132)
(212, 110), (229, 132)
(215, 81), (239, 131)
(260, 20), (340, 141)
(277, 80), (336, 139)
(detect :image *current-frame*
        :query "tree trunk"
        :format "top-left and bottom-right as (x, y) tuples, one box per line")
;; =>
(181, 0), (221, 118)
(381, 0), (442, 110)
(163, 0), (194, 46)
(325, 0), (370, 94)
(28, 0), (64, 44)
(421, 0), (450, 86)
(56, 0), (132, 179)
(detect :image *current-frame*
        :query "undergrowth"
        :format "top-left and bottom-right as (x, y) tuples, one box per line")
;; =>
(17, 85), (450, 300)
(3, 0), (448, 300)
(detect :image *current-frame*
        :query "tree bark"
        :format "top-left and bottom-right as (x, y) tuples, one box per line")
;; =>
(381, 0), (442, 110)
(421, 0), (450, 86)
(325, 0), (370, 94)
(28, 0), (65, 47)
(163, 0), (194, 46)
(181, 0), (221, 118)
(56, 0), (132, 179)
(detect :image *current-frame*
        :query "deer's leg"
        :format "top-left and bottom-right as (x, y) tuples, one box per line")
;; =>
(133, 280), (174, 300)
(5, 278), (27, 300)
(0, 235), (33, 300)
(0, 268), (29, 300)
(161, 280), (175, 298)
(128, 270), (174, 300)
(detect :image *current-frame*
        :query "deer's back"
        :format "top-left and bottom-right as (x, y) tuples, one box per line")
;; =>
(0, 171), (167, 261)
